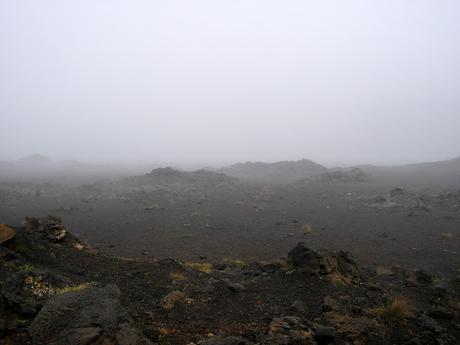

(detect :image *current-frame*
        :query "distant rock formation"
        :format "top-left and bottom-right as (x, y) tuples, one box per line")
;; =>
(220, 159), (327, 183)
(305, 168), (368, 184)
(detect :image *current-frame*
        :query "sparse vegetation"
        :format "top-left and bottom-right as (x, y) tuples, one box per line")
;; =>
(441, 232), (454, 239)
(223, 258), (246, 266)
(329, 272), (352, 285)
(55, 283), (89, 294)
(186, 262), (213, 273)
(161, 290), (187, 310)
(73, 243), (85, 250)
(376, 266), (394, 276)
(302, 224), (313, 235)
(19, 264), (37, 273)
(372, 297), (414, 323)
(169, 271), (187, 282)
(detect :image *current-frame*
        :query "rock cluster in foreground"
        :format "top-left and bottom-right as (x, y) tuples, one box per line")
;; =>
(1, 217), (459, 344)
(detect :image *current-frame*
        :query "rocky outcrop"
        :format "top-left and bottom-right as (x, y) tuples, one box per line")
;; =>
(220, 159), (327, 183)
(24, 216), (67, 242)
(29, 284), (152, 345)
(307, 168), (367, 184)
(1, 218), (459, 345)
(287, 242), (357, 276)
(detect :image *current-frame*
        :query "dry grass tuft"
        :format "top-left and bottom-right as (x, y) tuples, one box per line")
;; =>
(260, 259), (289, 271)
(186, 262), (213, 273)
(19, 264), (36, 273)
(372, 297), (413, 323)
(169, 271), (187, 282)
(440, 232), (454, 239)
(55, 283), (89, 294)
(159, 327), (176, 336)
(329, 272), (352, 285)
(302, 224), (313, 235)
(376, 266), (394, 276)
(161, 290), (187, 310)
(223, 258), (246, 267)
(73, 243), (85, 250)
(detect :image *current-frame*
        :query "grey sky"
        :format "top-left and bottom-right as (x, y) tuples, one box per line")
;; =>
(1, 1), (459, 165)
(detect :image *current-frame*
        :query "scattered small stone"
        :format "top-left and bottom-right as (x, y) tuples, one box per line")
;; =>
(142, 325), (160, 342)
(429, 307), (454, 320)
(322, 296), (341, 312)
(291, 300), (307, 313)
(222, 279), (246, 293)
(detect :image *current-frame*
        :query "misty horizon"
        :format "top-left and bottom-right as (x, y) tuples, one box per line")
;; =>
(1, 1), (460, 165)
(2, 152), (460, 171)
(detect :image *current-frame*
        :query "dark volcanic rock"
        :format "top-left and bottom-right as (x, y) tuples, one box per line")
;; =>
(291, 300), (307, 313)
(288, 242), (357, 275)
(24, 215), (67, 242)
(29, 284), (152, 345)
(311, 324), (336, 345)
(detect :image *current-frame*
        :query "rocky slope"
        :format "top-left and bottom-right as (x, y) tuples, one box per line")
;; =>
(1, 217), (459, 345)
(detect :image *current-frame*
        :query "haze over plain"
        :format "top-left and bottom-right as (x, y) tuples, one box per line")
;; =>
(1, 1), (459, 165)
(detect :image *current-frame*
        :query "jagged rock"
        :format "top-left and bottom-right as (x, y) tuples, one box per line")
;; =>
(24, 216), (67, 242)
(223, 279), (246, 293)
(291, 300), (307, 313)
(311, 324), (336, 345)
(322, 296), (342, 312)
(406, 270), (434, 286)
(29, 284), (152, 345)
(0, 224), (15, 244)
(324, 312), (383, 344)
(142, 325), (160, 342)
(429, 307), (454, 320)
(288, 242), (357, 276)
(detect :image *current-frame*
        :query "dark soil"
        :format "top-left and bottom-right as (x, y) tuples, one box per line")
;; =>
(1, 218), (459, 344)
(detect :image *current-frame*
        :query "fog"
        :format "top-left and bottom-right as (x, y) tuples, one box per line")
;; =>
(1, 1), (459, 166)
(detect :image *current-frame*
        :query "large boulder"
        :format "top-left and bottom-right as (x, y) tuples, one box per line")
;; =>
(24, 216), (67, 242)
(288, 243), (357, 276)
(29, 284), (152, 345)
